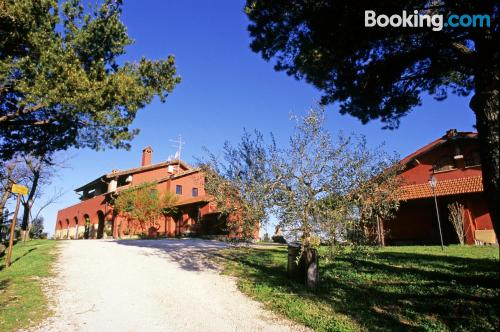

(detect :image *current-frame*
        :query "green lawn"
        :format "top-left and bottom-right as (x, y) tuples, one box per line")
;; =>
(221, 245), (499, 332)
(0, 240), (58, 331)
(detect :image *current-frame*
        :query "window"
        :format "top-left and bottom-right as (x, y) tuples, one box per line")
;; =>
(192, 188), (198, 197)
(433, 156), (456, 172)
(176, 185), (182, 195)
(465, 152), (481, 168)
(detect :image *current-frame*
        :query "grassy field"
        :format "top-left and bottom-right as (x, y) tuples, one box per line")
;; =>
(0, 240), (58, 331)
(221, 245), (499, 332)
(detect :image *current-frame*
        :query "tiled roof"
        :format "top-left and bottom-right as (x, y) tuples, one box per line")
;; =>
(104, 159), (191, 178)
(400, 176), (483, 200)
(75, 159), (192, 192)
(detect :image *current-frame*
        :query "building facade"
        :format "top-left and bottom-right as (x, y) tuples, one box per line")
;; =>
(54, 147), (255, 240)
(385, 130), (496, 245)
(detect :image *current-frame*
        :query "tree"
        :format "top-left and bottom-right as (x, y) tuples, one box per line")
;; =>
(0, 0), (180, 160)
(18, 154), (57, 240)
(448, 202), (466, 245)
(205, 107), (402, 289)
(201, 130), (273, 240)
(113, 183), (179, 236)
(245, 0), (499, 239)
(267, 109), (401, 249)
(29, 216), (44, 239)
(0, 158), (31, 238)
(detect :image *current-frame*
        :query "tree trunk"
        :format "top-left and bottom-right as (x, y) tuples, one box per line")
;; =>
(287, 243), (319, 291)
(376, 215), (385, 247)
(20, 167), (41, 240)
(303, 246), (319, 291)
(470, 34), (499, 241)
(0, 166), (14, 239)
(0, 188), (10, 239)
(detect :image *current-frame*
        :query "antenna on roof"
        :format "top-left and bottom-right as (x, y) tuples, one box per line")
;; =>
(169, 134), (185, 171)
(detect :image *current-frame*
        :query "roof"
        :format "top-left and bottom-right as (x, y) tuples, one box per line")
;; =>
(399, 131), (478, 167)
(75, 159), (192, 192)
(400, 176), (483, 200)
(104, 160), (191, 179)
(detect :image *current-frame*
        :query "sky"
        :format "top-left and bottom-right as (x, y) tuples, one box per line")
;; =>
(24, 0), (476, 236)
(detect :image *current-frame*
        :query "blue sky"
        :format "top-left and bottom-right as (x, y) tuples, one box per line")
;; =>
(31, 0), (476, 236)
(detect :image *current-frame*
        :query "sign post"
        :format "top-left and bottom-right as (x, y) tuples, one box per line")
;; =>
(5, 184), (29, 268)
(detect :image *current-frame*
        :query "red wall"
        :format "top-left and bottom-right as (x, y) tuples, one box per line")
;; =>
(55, 165), (256, 239)
(387, 137), (493, 245)
(55, 194), (109, 229)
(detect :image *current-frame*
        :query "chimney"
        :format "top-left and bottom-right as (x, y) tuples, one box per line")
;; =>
(141, 146), (153, 166)
(446, 129), (458, 138)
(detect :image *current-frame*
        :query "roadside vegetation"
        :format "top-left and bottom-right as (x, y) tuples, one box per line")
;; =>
(221, 245), (499, 332)
(0, 240), (58, 331)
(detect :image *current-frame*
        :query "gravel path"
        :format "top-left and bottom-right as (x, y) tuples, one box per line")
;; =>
(33, 239), (309, 332)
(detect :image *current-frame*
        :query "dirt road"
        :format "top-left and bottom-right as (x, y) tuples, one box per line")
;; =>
(33, 239), (308, 332)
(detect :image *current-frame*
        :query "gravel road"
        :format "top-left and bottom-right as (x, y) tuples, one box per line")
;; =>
(32, 239), (309, 332)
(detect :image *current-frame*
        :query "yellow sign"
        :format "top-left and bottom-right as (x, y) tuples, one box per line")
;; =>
(12, 184), (29, 195)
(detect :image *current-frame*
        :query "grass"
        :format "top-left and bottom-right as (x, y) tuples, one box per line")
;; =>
(220, 245), (499, 332)
(0, 240), (58, 332)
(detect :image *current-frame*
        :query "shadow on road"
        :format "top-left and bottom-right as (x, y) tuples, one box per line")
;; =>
(116, 238), (229, 272)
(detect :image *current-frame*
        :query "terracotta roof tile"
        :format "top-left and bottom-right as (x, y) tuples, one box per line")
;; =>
(400, 176), (483, 200)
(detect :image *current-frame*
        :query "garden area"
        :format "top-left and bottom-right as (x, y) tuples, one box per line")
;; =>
(0, 240), (58, 331)
(221, 245), (499, 332)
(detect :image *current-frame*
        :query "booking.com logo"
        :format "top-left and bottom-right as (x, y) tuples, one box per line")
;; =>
(365, 10), (491, 31)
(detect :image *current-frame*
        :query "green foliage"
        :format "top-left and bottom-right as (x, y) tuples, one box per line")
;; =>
(0, 240), (58, 331)
(0, 0), (180, 159)
(222, 245), (499, 331)
(245, 0), (499, 240)
(205, 107), (401, 246)
(113, 182), (179, 232)
(161, 190), (180, 218)
(245, 0), (496, 129)
(201, 130), (272, 240)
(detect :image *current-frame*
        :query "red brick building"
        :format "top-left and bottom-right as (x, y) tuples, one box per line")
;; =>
(54, 147), (255, 240)
(385, 130), (496, 245)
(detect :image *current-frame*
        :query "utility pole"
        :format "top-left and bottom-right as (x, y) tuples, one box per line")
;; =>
(429, 175), (444, 250)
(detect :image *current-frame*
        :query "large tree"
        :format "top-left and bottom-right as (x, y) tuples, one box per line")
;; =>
(245, 1), (499, 238)
(0, 0), (180, 159)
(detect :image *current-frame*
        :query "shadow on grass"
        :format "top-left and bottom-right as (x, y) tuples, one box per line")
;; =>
(0, 247), (37, 271)
(225, 248), (499, 332)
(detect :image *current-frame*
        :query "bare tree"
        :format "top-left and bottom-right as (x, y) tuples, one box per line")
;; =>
(448, 202), (466, 245)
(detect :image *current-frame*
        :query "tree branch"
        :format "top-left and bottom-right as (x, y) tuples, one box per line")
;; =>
(0, 103), (45, 123)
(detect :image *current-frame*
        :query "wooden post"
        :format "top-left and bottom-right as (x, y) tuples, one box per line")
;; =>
(5, 194), (21, 268)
